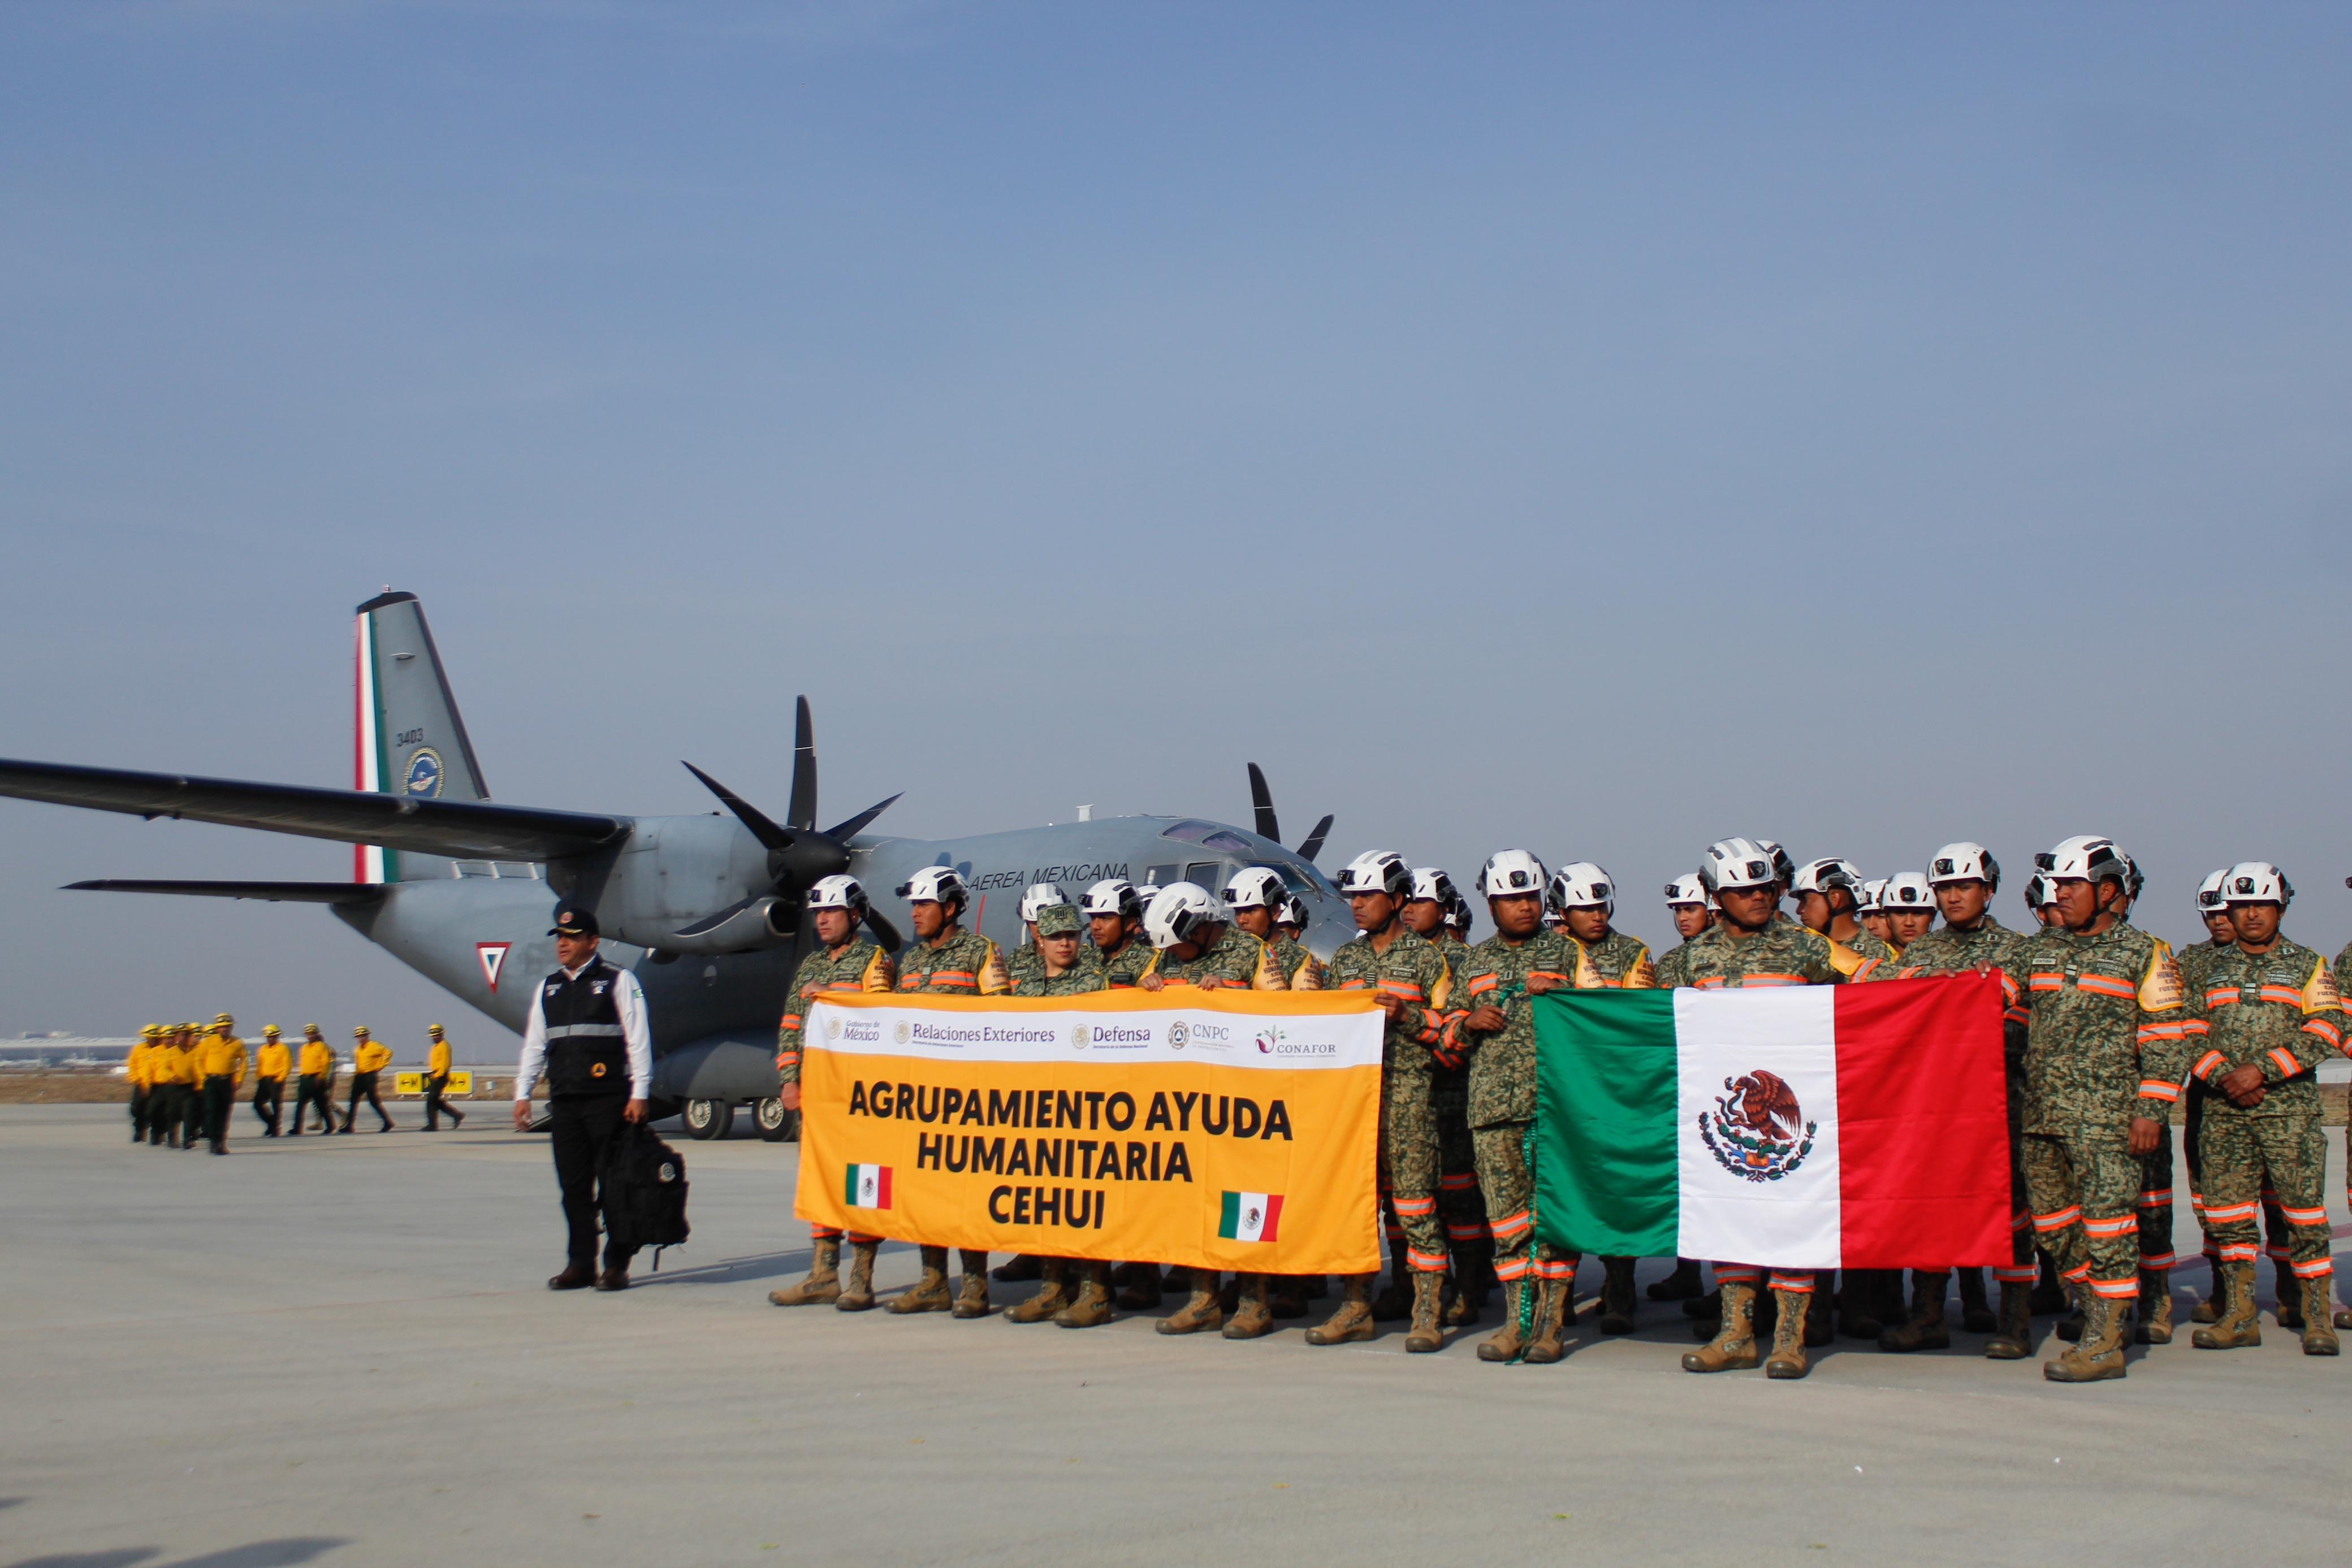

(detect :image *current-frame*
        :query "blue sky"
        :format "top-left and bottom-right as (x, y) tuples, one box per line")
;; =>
(4, 3), (2349, 1048)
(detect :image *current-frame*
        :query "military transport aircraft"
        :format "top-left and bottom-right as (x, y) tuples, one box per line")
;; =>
(0, 593), (1352, 1139)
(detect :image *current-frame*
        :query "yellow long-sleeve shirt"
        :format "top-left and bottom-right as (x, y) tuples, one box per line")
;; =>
(194, 1034), (248, 1088)
(152, 1046), (193, 1088)
(353, 1040), (393, 1074)
(126, 1042), (153, 1089)
(255, 1041), (291, 1080)
(297, 1040), (334, 1077)
(427, 1039), (452, 1077)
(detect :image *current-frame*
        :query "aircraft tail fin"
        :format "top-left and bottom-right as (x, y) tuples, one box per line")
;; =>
(354, 591), (489, 881)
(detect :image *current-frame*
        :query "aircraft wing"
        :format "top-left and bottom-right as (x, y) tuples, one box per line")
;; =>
(66, 880), (388, 904)
(0, 757), (628, 861)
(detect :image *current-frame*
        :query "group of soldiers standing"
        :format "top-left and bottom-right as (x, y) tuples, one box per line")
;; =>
(124, 1018), (469, 1151)
(764, 837), (2349, 1384)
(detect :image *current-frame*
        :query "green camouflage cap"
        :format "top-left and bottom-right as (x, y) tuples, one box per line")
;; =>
(1034, 903), (1082, 938)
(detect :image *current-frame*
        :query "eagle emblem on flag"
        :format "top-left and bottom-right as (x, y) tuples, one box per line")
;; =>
(1698, 1069), (1817, 1183)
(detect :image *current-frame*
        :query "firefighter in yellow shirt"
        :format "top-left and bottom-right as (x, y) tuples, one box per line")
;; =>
(422, 1023), (466, 1131)
(292, 1025), (338, 1135)
(194, 1014), (249, 1155)
(250, 1025), (291, 1137)
(126, 1026), (159, 1145)
(171, 1023), (206, 1151)
(341, 1026), (397, 1133)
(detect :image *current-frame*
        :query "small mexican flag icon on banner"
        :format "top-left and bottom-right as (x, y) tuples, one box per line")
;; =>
(1218, 1190), (1283, 1242)
(844, 1163), (893, 1210)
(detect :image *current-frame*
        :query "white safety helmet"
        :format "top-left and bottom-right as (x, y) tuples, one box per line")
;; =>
(894, 865), (967, 907)
(2221, 861), (2293, 907)
(1664, 873), (1716, 911)
(1081, 877), (1143, 921)
(1756, 839), (1796, 889)
(2027, 874), (2060, 908)
(1880, 871), (1936, 910)
(2034, 835), (2129, 887)
(1335, 851), (1412, 900)
(805, 874), (870, 916)
(1550, 861), (1614, 912)
(1699, 838), (1778, 895)
(2117, 848), (2145, 903)
(1277, 894), (1309, 931)
(1445, 891), (1473, 933)
(1408, 867), (1458, 907)
(1927, 842), (2000, 889)
(1223, 866), (1289, 912)
(1856, 878), (1888, 914)
(1019, 882), (1068, 924)
(1788, 857), (1863, 898)
(2194, 869), (2230, 913)
(1478, 849), (1549, 899)
(1144, 882), (1223, 950)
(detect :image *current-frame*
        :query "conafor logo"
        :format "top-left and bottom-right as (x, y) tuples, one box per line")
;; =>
(1255, 1026), (1283, 1054)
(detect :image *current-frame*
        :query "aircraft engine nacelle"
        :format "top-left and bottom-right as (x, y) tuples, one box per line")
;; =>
(655, 895), (794, 955)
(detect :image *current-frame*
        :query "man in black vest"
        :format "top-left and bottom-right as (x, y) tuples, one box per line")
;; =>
(512, 907), (654, 1292)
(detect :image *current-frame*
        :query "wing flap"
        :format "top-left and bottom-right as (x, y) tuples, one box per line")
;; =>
(67, 880), (389, 904)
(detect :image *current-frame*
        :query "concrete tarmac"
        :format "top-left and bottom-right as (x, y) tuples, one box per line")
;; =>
(6, 1103), (2350, 1567)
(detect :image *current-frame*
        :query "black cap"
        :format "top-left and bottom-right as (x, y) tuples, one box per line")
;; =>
(550, 907), (600, 937)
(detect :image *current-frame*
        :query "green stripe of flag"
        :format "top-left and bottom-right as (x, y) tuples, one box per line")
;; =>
(1532, 989), (1680, 1258)
(1218, 1189), (1240, 1238)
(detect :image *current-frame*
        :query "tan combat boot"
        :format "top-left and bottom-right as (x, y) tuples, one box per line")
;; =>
(1006, 1259), (1070, 1323)
(1222, 1273), (1274, 1339)
(835, 1241), (879, 1311)
(1402, 1271), (1447, 1354)
(1156, 1268), (1226, 1335)
(1681, 1280), (1759, 1373)
(1370, 1250), (1414, 1321)
(1765, 1288), (1812, 1379)
(1983, 1279), (2034, 1359)
(2300, 1276), (2339, 1355)
(888, 1246), (954, 1314)
(1597, 1257), (1637, 1336)
(950, 1250), (992, 1318)
(1305, 1273), (1376, 1345)
(769, 1236), (841, 1307)
(1054, 1264), (1114, 1328)
(2044, 1294), (2127, 1381)
(1477, 1280), (1530, 1362)
(1524, 1279), (1572, 1365)
(2192, 1261), (2262, 1349)
(1878, 1270), (1951, 1353)
(2135, 1270), (2173, 1345)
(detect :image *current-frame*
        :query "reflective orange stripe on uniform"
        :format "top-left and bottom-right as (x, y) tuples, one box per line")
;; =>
(2076, 974), (2137, 999)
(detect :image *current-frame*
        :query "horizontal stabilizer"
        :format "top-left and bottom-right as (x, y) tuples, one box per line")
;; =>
(0, 757), (628, 862)
(67, 879), (389, 904)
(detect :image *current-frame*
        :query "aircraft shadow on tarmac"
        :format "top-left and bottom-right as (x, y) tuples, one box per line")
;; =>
(6, 1537), (348, 1568)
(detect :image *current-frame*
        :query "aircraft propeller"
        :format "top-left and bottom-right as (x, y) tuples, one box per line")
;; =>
(680, 696), (904, 950)
(1246, 761), (1333, 864)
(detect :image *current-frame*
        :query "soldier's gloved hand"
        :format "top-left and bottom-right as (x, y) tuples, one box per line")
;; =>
(1464, 1005), (1507, 1034)
(2126, 1116), (2162, 1156)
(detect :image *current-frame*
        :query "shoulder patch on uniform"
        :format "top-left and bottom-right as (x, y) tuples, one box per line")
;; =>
(2140, 943), (2186, 1012)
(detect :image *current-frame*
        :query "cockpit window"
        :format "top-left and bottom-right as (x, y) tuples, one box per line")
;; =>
(1256, 859), (1335, 898)
(1160, 820), (1256, 854)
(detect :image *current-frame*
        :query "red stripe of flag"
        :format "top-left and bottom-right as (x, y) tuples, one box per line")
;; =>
(875, 1166), (893, 1209)
(1259, 1193), (1283, 1243)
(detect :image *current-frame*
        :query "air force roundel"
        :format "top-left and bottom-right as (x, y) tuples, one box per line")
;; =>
(404, 747), (444, 798)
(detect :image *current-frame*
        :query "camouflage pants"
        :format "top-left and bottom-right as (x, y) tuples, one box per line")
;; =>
(1380, 1073), (1447, 1275)
(1431, 1077), (1487, 1263)
(1993, 1066), (2035, 1286)
(2135, 1120), (2177, 1273)
(2186, 1083), (2288, 1266)
(2199, 1099), (2331, 1276)
(2022, 1130), (2142, 1307)
(1471, 1121), (1570, 1287)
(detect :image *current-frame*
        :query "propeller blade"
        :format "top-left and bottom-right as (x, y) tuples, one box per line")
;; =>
(1296, 814), (1333, 864)
(788, 695), (818, 831)
(670, 894), (763, 939)
(862, 906), (905, 952)
(682, 761), (793, 852)
(824, 791), (902, 842)
(1247, 763), (1280, 842)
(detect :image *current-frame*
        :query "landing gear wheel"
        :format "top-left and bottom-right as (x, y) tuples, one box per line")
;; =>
(682, 1098), (734, 1140)
(755, 1097), (798, 1142)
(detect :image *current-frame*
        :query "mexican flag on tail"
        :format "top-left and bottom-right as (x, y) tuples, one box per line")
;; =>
(1531, 976), (2011, 1268)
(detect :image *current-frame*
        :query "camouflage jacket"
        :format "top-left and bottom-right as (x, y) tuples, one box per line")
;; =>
(2176, 939), (2234, 1004)
(776, 939), (896, 1086)
(1840, 926), (1899, 976)
(1325, 926), (1454, 1090)
(1005, 942), (1044, 987)
(1443, 928), (1573, 1129)
(1098, 934), (1157, 989)
(1671, 919), (1868, 989)
(1427, 933), (1476, 1105)
(1891, 915), (2028, 1065)
(2001, 920), (2190, 1137)
(896, 927), (1011, 995)
(1653, 928), (1718, 990)
(2180, 937), (2345, 1115)
(1143, 925), (1287, 990)
(1568, 929), (1656, 989)
(1010, 949), (1109, 997)
(1270, 932), (1325, 990)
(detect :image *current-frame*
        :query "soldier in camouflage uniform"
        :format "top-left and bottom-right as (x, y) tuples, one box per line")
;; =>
(1438, 850), (1577, 1363)
(1302, 853), (1457, 1354)
(768, 876), (898, 1310)
(885, 867), (1012, 1319)
(1646, 874), (1719, 1305)
(1083, 877), (1158, 991)
(1000, 902), (1119, 1327)
(1879, 844), (2034, 1354)
(2178, 870), (2243, 1323)
(2001, 837), (2191, 1383)
(1548, 863), (1659, 1335)
(1224, 868), (1324, 991)
(1391, 868), (1484, 1326)
(2181, 864), (2344, 1354)
(1136, 882), (1289, 1337)
(1676, 839), (1874, 1382)
(2103, 852), (2188, 1336)
(1002, 882), (1070, 992)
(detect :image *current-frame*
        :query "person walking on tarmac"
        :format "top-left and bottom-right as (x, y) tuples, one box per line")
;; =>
(341, 1026), (396, 1133)
(513, 906), (655, 1291)
(194, 1015), (248, 1156)
(421, 1024), (465, 1131)
(292, 1024), (337, 1134)
(127, 1025), (159, 1145)
(250, 1025), (289, 1137)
